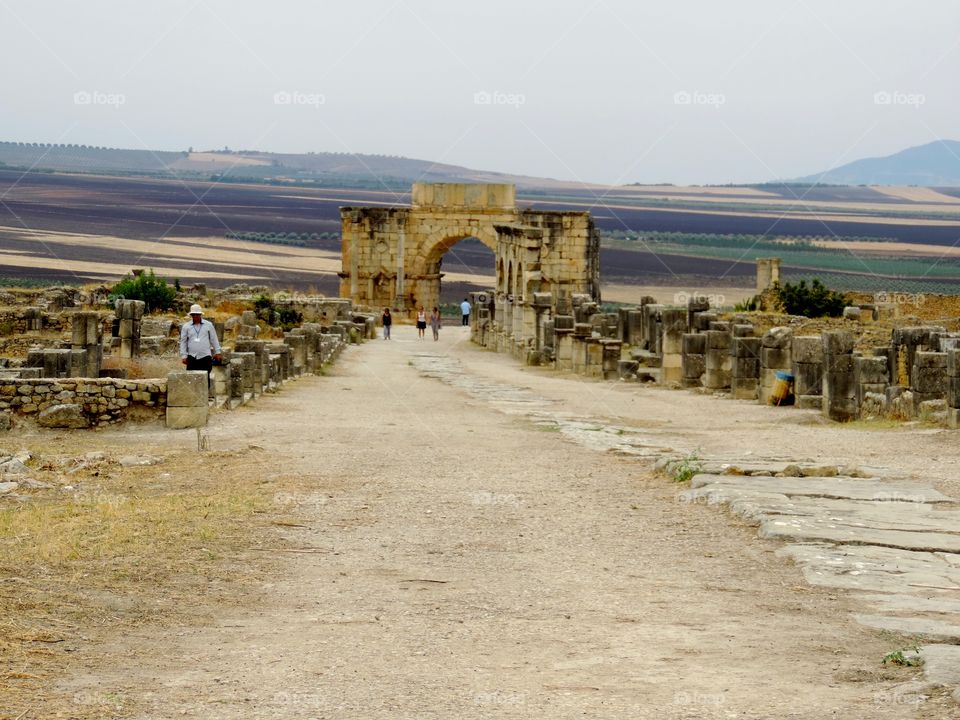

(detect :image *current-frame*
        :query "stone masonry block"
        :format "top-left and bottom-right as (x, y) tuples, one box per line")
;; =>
(682, 333), (706, 355)
(761, 347), (790, 369)
(854, 357), (890, 385)
(793, 362), (823, 396)
(733, 337), (761, 359)
(167, 371), (209, 407)
(915, 351), (947, 369)
(822, 331), (854, 356)
(166, 405), (208, 429)
(792, 336), (824, 364)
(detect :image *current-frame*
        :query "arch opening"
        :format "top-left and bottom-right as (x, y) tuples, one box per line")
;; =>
(426, 235), (496, 307)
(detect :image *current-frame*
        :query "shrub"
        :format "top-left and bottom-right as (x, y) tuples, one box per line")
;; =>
(774, 279), (848, 318)
(733, 294), (761, 312)
(252, 294), (302, 331)
(110, 270), (177, 313)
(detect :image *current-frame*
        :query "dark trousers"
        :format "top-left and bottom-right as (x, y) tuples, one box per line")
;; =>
(186, 355), (213, 375)
(462, 314), (469, 326)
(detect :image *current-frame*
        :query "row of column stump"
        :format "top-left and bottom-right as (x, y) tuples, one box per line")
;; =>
(622, 297), (960, 425)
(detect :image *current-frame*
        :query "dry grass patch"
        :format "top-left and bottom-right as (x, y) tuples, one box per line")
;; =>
(0, 444), (306, 718)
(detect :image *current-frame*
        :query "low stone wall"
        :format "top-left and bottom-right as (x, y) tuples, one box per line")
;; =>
(0, 377), (166, 428)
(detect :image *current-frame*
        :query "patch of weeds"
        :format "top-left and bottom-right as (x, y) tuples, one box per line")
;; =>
(671, 450), (704, 484)
(534, 423), (562, 432)
(882, 646), (924, 667)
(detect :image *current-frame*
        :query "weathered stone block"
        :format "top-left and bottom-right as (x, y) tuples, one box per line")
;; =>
(949, 349), (960, 378)
(761, 347), (790, 369)
(822, 331), (854, 356)
(682, 333), (706, 355)
(165, 405), (208, 429)
(733, 357), (760, 378)
(792, 336), (824, 364)
(733, 337), (761, 358)
(37, 403), (89, 429)
(915, 351), (947, 369)
(824, 397), (858, 422)
(854, 357), (889, 385)
(682, 354), (706, 379)
(824, 370), (856, 399)
(705, 330), (730, 350)
(762, 327), (792, 349)
(913, 367), (947, 395)
(166, 371), (209, 407)
(824, 353), (854, 374)
(731, 376), (758, 400)
(793, 363), (823, 396)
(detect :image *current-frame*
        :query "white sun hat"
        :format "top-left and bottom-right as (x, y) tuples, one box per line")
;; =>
(189, 304), (203, 315)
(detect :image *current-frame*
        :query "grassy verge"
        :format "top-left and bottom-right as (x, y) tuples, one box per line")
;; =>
(0, 443), (301, 719)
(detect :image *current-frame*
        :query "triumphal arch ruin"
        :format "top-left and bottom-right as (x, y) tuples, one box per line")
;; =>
(339, 183), (600, 317)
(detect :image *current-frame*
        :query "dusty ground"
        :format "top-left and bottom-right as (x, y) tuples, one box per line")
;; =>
(5, 326), (960, 718)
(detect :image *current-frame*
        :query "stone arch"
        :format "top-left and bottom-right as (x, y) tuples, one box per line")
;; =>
(340, 182), (599, 316)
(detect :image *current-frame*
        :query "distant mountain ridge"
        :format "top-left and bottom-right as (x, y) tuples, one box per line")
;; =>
(792, 140), (960, 186)
(0, 141), (600, 191)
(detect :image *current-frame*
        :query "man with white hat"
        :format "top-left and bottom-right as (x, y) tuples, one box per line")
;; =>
(179, 303), (222, 375)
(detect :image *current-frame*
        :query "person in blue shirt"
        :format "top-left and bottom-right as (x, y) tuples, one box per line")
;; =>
(179, 304), (222, 375)
(460, 297), (471, 326)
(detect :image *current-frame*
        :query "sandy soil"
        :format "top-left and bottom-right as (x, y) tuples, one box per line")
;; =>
(48, 326), (957, 719)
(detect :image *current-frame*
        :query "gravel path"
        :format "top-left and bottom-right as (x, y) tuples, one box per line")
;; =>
(64, 325), (954, 718)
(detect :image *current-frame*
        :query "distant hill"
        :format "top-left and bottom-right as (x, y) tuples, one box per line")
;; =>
(0, 141), (601, 192)
(792, 140), (960, 186)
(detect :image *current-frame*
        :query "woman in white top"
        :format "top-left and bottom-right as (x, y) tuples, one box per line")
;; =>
(416, 307), (427, 339)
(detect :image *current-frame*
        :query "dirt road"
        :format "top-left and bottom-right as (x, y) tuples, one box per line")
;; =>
(58, 325), (950, 719)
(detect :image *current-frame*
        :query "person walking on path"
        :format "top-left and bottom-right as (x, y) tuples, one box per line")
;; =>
(416, 307), (427, 339)
(460, 297), (471, 326)
(179, 303), (222, 376)
(430, 307), (442, 341)
(382, 308), (392, 340)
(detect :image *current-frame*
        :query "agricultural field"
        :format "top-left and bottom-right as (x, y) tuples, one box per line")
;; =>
(0, 169), (959, 299)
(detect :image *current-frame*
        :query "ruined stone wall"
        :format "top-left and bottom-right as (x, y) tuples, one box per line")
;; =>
(0, 377), (166, 427)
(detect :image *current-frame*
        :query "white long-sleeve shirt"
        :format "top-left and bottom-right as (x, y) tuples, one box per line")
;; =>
(179, 319), (221, 359)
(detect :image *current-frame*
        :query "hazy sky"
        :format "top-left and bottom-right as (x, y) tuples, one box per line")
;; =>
(2, 0), (958, 185)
